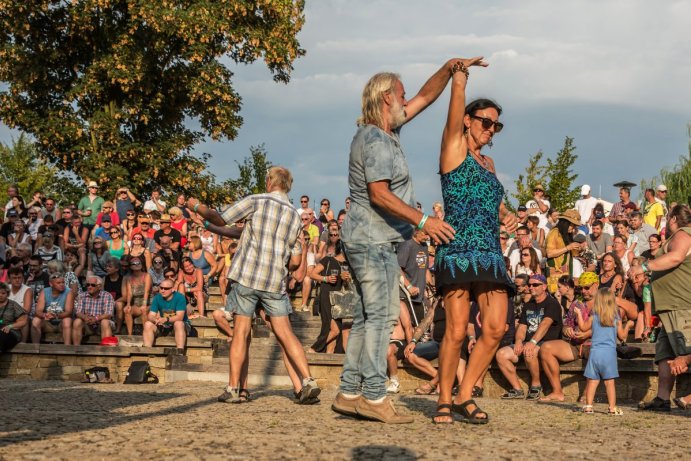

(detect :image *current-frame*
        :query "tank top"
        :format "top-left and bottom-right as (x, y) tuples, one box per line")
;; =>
(9, 284), (31, 310)
(108, 239), (126, 259)
(651, 227), (691, 312)
(44, 287), (69, 314)
(200, 233), (215, 253)
(190, 250), (212, 275)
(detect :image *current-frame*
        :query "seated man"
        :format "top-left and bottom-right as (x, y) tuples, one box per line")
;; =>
(72, 275), (115, 344)
(538, 272), (597, 402)
(495, 274), (562, 400)
(31, 273), (74, 344)
(143, 280), (189, 354)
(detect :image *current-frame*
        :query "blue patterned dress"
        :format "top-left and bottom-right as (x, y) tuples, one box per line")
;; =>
(435, 154), (512, 291)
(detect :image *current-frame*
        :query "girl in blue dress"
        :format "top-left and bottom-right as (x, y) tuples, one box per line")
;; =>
(575, 288), (630, 415)
(432, 57), (518, 425)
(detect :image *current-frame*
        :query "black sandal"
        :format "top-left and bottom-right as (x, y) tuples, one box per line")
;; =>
(239, 389), (252, 402)
(432, 403), (454, 425)
(452, 399), (489, 424)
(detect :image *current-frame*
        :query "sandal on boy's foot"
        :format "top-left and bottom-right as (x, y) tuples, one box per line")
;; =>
(608, 406), (624, 416)
(472, 386), (484, 398)
(432, 404), (454, 425)
(239, 389), (252, 402)
(581, 405), (594, 414)
(638, 396), (671, 412)
(294, 391), (320, 405)
(525, 386), (543, 401)
(415, 383), (438, 395)
(673, 397), (689, 410)
(217, 386), (242, 403)
(452, 399), (489, 425)
(501, 388), (525, 399)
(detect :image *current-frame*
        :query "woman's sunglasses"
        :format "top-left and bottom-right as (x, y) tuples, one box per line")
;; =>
(471, 115), (503, 133)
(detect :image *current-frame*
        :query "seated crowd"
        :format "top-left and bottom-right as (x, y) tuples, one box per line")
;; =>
(0, 182), (687, 411)
(0, 182), (234, 352)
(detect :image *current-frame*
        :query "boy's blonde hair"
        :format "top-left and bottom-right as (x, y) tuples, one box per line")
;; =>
(593, 287), (617, 327)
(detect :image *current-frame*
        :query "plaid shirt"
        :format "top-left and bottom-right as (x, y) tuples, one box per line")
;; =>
(76, 290), (114, 319)
(222, 191), (302, 293)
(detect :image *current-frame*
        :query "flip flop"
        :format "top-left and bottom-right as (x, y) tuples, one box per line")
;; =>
(673, 397), (688, 410)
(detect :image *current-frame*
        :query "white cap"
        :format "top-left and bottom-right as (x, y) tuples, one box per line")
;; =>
(581, 184), (591, 195)
(656, 184), (668, 192)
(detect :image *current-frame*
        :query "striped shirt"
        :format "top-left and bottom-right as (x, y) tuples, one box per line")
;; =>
(222, 191), (302, 293)
(75, 290), (114, 318)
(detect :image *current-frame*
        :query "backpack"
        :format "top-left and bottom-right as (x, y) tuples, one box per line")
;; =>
(124, 361), (159, 384)
(82, 366), (113, 383)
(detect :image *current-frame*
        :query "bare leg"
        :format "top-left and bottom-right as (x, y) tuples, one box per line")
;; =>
(386, 344), (399, 381)
(656, 359), (675, 400)
(72, 318), (84, 345)
(269, 316), (312, 381)
(114, 301), (124, 334)
(142, 321), (157, 347)
(124, 306), (134, 335)
(584, 378), (599, 406)
(30, 317), (43, 344)
(496, 346), (522, 390)
(634, 312), (645, 340)
(174, 321), (186, 349)
(325, 319), (340, 354)
(61, 318), (73, 345)
(229, 315), (252, 388)
(212, 309), (234, 340)
(524, 355), (541, 388)
(539, 340), (576, 400)
(604, 379), (617, 410)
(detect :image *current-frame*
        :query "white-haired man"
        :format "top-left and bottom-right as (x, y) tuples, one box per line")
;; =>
(73, 275), (114, 344)
(332, 63), (460, 423)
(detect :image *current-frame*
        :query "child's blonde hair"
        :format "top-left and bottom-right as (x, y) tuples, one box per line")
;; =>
(593, 288), (617, 327)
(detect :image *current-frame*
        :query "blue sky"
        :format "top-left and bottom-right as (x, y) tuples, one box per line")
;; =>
(3, 1), (690, 210)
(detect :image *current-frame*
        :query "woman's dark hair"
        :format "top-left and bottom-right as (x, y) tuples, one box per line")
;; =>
(335, 239), (344, 256)
(519, 247), (540, 274)
(556, 219), (574, 245)
(558, 275), (575, 289)
(669, 204), (691, 227)
(465, 98), (502, 117)
(602, 251), (625, 278)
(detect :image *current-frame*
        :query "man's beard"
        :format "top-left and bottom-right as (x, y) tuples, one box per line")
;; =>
(390, 98), (406, 129)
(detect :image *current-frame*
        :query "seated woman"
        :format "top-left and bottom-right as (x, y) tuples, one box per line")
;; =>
(308, 229), (351, 353)
(169, 207), (188, 249)
(614, 220), (638, 256)
(515, 246), (541, 277)
(526, 215), (545, 253)
(128, 232), (152, 270)
(123, 255), (152, 335)
(187, 235), (217, 286)
(87, 237), (111, 279)
(177, 256), (206, 318)
(611, 235), (634, 273)
(8, 220), (31, 252)
(106, 227), (128, 261)
(63, 215), (89, 257)
(121, 210), (139, 242)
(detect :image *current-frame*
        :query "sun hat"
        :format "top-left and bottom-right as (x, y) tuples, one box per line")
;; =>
(558, 209), (581, 226)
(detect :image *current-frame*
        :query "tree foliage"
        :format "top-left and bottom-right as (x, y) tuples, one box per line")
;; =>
(223, 144), (272, 199)
(642, 124), (691, 205)
(0, 0), (305, 201)
(0, 134), (83, 207)
(513, 136), (580, 212)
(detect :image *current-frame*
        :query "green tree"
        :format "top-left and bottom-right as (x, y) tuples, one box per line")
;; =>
(0, 0), (305, 201)
(513, 137), (580, 212)
(223, 144), (272, 199)
(642, 124), (691, 205)
(513, 150), (546, 207)
(0, 134), (82, 207)
(544, 137), (579, 211)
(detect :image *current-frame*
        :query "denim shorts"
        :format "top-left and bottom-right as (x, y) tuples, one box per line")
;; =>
(228, 283), (292, 318)
(411, 340), (440, 361)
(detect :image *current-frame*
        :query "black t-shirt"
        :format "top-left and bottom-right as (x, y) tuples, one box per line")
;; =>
(26, 272), (50, 305)
(519, 295), (562, 342)
(154, 228), (182, 246)
(104, 273), (124, 301)
(156, 249), (181, 267)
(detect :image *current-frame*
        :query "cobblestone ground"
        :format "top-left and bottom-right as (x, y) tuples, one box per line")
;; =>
(0, 379), (688, 461)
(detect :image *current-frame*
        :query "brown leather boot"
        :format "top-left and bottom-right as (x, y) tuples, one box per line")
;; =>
(355, 396), (414, 424)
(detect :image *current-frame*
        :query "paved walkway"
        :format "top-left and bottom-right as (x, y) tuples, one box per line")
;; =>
(0, 380), (688, 460)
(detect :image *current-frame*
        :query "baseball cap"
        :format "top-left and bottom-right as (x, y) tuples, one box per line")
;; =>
(6, 209), (17, 217)
(581, 184), (591, 195)
(101, 215), (111, 222)
(517, 205), (527, 212)
(656, 184), (668, 192)
(573, 233), (586, 243)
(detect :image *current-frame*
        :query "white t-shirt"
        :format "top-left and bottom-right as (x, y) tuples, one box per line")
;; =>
(143, 199), (166, 212)
(574, 196), (599, 224)
(525, 198), (550, 230)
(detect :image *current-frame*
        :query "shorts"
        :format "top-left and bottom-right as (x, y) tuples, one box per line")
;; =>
(654, 310), (691, 363)
(228, 283), (292, 318)
(156, 322), (192, 337)
(410, 340), (440, 361)
(390, 339), (407, 360)
(84, 320), (116, 334)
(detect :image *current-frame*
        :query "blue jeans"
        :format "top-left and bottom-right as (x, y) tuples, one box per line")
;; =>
(339, 242), (401, 400)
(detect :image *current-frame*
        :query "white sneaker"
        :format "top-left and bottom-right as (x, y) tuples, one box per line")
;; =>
(386, 379), (400, 394)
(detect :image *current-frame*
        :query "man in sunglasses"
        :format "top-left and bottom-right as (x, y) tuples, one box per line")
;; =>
(72, 275), (114, 344)
(525, 183), (550, 231)
(31, 272), (75, 344)
(495, 274), (561, 400)
(143, 280), (189, 353)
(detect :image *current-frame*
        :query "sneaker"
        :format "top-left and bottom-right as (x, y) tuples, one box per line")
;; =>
(294, 391), (320, 405)
(296, 377), (321, 404)
(501, 388), (525, 399)
(526, 386), (543, 400)
(638, 396), (671, 412)
(386, 379), (400, 394)
(355, 396), (414, 424)
(217, 386), (242, 403)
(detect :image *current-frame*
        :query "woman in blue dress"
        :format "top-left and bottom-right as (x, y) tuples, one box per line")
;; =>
(433, 57), (517, 424)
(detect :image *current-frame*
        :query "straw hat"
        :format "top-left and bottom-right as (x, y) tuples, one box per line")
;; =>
(558, 209), (581, 226)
